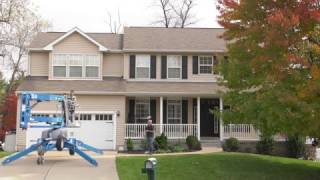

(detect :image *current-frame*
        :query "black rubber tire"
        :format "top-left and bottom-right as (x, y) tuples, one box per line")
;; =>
(69, 148), (75, 156)
(56, 136), (64, 151)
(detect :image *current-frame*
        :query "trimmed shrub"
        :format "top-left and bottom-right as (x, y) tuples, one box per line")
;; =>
(168, 144), (187, 153)
(256, 136), (274, 155)
(126, 138), (133, 151)
(286, 135), (305, 158)
(154, 133), (168, 150)
(223, 137), (239, 152)
(140, 139), (146, 150)
(186, 135), (202, 151)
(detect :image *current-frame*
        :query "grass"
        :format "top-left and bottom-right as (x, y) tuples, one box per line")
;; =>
(0, 151), (11, 158)
(116, 152), (320, 180)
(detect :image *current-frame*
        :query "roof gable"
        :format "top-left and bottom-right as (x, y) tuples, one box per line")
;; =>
(43, 27), (108, 51)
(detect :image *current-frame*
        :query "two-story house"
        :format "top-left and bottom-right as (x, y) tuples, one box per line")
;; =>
(15, 27), (259, 151)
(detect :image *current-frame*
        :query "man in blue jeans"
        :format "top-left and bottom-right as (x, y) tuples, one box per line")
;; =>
(145, 116), (154, 154)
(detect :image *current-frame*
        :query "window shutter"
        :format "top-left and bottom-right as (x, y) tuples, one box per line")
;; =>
(161, 56), (167, 79)
(163, 100), (167, 124)
(182, 56), (188, 79)
(150, 99), (156, 123)
(182, 100), (188, 124)
(128, 99), (135, 123)
(150, 55), (157, 79)
(192, 56), (198, 74)
(129, 55), (136, 78)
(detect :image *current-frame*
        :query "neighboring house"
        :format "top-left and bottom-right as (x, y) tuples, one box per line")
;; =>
(15, 27), (260, 151)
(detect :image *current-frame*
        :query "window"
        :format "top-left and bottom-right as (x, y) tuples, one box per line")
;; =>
(75, 114), (92, 121)
(167, 100), (182, 124)
(85, 55), (100, 77)
(199, 56), (213, 74)
(135, 99), (150, 123)
(69, 55), (83, 77)
(167, 55), (181, 79)
(53, 54), (67, 77)
(135, 55), (150, 78)
(95, 114), (113, 121)
(52, 54), (100, 78)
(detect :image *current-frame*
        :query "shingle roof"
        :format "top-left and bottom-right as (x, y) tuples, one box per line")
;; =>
(29, 32), (123, 51)
(28, 27), (226, 52)
(17, 77), (226, 96)
(123, 27), (226, 53)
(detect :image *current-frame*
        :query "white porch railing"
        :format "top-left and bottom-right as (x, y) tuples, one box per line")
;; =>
(223, 124), (260, 140)
(125, 124), (198, 139)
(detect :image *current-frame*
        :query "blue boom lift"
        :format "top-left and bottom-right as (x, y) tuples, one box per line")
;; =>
(1, 91), (103, 166)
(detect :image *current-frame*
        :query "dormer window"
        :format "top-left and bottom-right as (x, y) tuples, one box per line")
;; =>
(52, 54), (100, 79)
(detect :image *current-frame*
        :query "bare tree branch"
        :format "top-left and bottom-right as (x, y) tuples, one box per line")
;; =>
(152, 0), (197, 28)
(106, 9), (122, 34)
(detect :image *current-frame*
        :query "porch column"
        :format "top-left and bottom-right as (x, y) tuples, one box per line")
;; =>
(160, 96), (163, 134)
(219, 97), (224, 141)
(197, 97), (200, 140)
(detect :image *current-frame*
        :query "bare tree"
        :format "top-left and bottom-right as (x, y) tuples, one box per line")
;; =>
(152, 0), (197, 28)
(153, 0), (174, 28)
(106, 9), (122, 34)
(0, 0), (47, 94)
(170, 0), (197, 28)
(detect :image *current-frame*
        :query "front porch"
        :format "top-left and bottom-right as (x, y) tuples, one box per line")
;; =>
(124, 96), (261, 141)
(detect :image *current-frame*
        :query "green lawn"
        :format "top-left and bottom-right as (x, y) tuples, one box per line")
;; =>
(116, 152), (320, 180)
(0, 151), (11, 158)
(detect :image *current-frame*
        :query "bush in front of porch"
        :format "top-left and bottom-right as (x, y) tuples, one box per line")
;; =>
(124, 134), (202, 154)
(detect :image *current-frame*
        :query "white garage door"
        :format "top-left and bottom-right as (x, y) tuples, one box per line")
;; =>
(26, 112), (116, 150)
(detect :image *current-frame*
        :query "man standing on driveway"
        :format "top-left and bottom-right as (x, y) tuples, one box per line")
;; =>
(145, 116), (154, 154)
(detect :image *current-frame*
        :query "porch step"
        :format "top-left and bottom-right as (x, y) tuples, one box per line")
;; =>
(200, 139), (222, 148)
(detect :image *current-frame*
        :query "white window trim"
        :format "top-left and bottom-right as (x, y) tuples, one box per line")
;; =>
(198, 55), (214, 75)
(135, 55), (151, 79)
(167, 55), (182, 79)
(134, 99), (150, 124)
(51, 53), (102, 80)
(167, 99), (182, 124)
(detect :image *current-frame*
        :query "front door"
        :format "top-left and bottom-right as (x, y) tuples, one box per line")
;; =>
(200, 99), (220, 137)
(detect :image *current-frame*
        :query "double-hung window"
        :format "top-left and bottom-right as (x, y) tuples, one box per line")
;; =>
(69, 55), (83, 77)
(167, 55), (181, 79)
(199, 56), (213, 74)
(53, 54), (67, 77)
(135, 55), (150, 79)
(167, 100), (182, 124)
(135, 99), (150, 124)
(85, 55), (100, 78)
(52, 54), (100, 79)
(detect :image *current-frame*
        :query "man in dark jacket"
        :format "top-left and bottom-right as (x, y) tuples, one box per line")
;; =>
(145, 116), (154, 154)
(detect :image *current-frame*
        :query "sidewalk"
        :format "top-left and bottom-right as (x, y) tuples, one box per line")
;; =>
(117, 147), (222, 157)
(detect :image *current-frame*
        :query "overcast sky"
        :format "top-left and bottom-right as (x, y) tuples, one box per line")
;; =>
(31, 0), (221, 32)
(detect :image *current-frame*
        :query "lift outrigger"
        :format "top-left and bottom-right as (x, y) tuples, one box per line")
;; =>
(1, 91), (103, 166)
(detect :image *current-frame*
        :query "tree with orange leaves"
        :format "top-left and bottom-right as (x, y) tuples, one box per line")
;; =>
(217, 0), (320, 139)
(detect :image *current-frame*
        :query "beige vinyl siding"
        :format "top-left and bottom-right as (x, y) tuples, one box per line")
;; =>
(16, 96), (26, 151)
(53, 32), (99, 53)
(123, 54), (130, 79)
(102, 53), (124, 77)
(29, 52), (49, 76)
(15, 95), (126, 150)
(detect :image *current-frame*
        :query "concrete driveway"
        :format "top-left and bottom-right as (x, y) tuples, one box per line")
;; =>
(0, 151), (119, 180)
